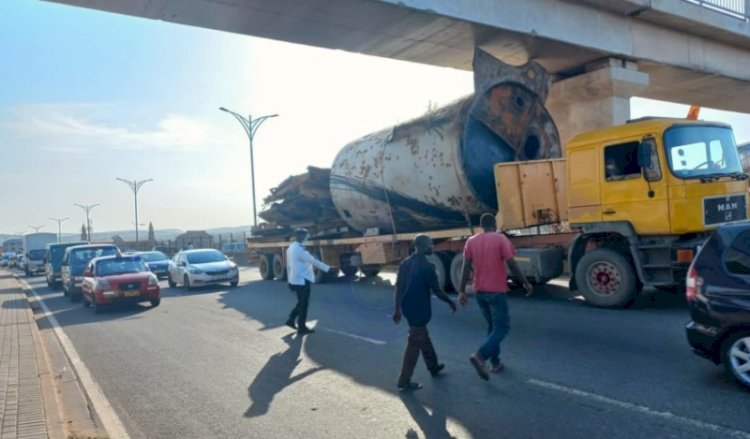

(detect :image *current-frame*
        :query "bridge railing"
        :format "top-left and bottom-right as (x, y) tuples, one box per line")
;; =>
(684, 0), (750, 20)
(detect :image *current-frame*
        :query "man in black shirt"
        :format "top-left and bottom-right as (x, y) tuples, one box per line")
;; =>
(393, 234), (457, 391)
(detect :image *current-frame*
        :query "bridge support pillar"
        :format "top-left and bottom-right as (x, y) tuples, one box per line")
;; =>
(547, 58), (650, 149)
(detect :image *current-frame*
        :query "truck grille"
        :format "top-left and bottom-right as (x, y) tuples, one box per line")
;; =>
(703, 194), (747, 226)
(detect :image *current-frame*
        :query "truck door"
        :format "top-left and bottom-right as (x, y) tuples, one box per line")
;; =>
(600, 137), (669, 234)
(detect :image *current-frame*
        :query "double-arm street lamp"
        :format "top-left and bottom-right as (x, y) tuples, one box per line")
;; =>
(116, 178), (153, 247)
(49, 217), (69, 242)
(27, 225), (45, 233)
(74, 203), (100, 241)
(219, 107), (278, 228)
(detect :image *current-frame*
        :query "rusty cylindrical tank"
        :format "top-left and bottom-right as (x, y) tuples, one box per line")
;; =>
(330, 56), (561, 233)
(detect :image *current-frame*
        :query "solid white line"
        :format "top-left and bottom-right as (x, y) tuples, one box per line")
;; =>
(527, 378), (750, 439)
(321, 328), (387, 345)
(27, 285), (131, 439)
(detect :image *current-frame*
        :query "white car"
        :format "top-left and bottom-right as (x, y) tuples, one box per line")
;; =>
(167, 249), (239, 289)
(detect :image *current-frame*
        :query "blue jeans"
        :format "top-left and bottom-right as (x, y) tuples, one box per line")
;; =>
(475, 293), (510, 365)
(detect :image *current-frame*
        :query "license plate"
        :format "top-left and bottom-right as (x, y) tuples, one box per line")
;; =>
(124, 290), (140, 297)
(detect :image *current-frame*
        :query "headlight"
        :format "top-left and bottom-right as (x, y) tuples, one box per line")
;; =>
(188, 267), (203, 274)
(96, 279), (112, 291)
(148, 275), (158, 286)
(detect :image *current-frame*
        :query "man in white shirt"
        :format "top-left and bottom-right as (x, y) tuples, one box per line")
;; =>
(285, 228), (334, 335)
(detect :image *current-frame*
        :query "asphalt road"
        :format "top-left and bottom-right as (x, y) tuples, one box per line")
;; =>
(18, 267), (750, 439)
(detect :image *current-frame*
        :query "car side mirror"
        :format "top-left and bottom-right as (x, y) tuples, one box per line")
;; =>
(178, 261), (186, 267)
(638, 141), (653, 169)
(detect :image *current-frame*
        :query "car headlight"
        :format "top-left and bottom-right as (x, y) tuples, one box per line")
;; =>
(96, 279), (112, 292)
(148, 275), (158, 286)
(188, 267), (203, 274)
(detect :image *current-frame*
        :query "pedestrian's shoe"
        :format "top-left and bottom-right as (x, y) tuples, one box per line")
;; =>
(469, 354), (489, 381)
(298, 327), (315, 335)
(285, 320), (297, 330)
(398, 382), (423, 392)
(429, 364), (445, 377)
(490, 362), (505, 373)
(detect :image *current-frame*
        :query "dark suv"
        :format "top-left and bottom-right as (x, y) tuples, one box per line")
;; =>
(686, 221), (750, 390)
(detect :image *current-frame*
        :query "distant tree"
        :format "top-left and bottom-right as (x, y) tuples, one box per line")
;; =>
(148, 222), (156, 244)
(81, 224), (88, 241)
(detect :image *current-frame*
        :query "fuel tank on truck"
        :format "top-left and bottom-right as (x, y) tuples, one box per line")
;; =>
(330, 50), (562, 233)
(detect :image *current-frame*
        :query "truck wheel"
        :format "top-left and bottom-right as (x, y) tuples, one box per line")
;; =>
(449, 254), (473, 294)
(360, 266), (381, 277)
(575, 249), (637, 308)
(258, 254), (274, 280)
(721, 331), (750, 390)
(272, 254), (287, 281)
(426, 254), (448, 291)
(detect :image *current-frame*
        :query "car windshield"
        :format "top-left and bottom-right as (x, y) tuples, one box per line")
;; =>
(139, 251), (168, 262)
(664, 126), (744, 179)
(70, 247), (119, 265)
(28, 249), (46, 260)
(186, 250), (225, 264)
(96, 258), (148, 276)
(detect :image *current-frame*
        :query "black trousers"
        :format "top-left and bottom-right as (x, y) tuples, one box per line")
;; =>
(398, 326), (439, 386)
(288, 281), (311, 328)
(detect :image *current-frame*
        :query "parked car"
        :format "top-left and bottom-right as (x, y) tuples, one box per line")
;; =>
(81, 254), (160, 313)
(167, 249), (239, 289)
(61, 244), (120, 301)
(0, 253), (10, 267)
(686, 220), (750, 390)
(45, 241), (88, 289)
(8, 253), (19, 269)
(136, 251), (170, 279)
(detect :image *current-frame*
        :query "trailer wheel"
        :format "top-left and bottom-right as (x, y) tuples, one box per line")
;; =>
(449, 254), (473, 294)
(361, 266), (381, 277)
(575, 249), (637, 308)
(437, 252), (455, 291)
(426, 254), (448, 291)
(258, 254), (274, 280)
(272, 254), (287, 281)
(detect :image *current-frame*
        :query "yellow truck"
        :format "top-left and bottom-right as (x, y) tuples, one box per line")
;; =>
(249, 118), (749, 308)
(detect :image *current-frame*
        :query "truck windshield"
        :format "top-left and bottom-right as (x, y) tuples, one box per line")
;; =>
(28, 249), (46, 260)
(664, 126), (744, 179)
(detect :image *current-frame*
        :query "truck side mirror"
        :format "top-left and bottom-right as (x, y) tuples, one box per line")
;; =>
(638, 142), (653, 169)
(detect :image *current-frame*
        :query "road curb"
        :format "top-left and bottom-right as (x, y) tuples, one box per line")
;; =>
(17, 275), (117, 439)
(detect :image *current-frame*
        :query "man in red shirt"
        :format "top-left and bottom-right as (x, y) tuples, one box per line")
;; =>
(458, 213), (533, 380)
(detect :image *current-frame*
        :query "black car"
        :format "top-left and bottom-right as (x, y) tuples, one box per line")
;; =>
(686, 220), (750, 390)
(136, 251), (170, 279)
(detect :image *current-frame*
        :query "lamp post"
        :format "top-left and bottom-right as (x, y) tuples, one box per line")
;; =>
(49, 217), (69, 242)
(219, 107), (278, 228)
(27, 225), (45, 233)
(116, 178), (152, 247)
(74, 203), (100, 241)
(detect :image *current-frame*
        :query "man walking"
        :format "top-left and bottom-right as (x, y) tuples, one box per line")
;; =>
(393, 234), (457, 391)
(458, 213), (533, 380)
(286, 228), (334, 335)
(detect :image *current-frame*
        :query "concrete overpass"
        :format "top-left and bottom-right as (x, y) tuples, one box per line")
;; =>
(45, 0), (750, 142)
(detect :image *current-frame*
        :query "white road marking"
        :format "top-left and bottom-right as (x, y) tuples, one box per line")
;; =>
(321, 328), (387, 345)
(527, 378), (750, 439)
(27, 284), (131, 439)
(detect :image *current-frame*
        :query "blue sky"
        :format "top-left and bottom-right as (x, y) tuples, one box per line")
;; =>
(1, 0), (748, 236)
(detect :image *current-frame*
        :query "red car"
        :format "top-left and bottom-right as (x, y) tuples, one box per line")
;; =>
(81, 255), (161, 313)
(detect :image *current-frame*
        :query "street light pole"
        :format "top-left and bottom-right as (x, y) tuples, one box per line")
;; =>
(219, 107), (278, 228)
(74, 203), (100, 241)
(49, 217), (69, 242)
(116, 178), (153, 247)
(27, 225), (45, 233)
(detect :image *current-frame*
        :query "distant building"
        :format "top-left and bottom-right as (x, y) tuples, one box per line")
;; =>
(1, 238), (23, 253)
(175, 231), (214, 250)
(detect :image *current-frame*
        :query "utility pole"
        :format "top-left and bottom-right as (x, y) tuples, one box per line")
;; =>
(116, 178), (153, 247)
(74, 203), (100, 241)
(27, 225), (45, 233)
(219, 107), (278, 228)
(49, 217), (69, 242)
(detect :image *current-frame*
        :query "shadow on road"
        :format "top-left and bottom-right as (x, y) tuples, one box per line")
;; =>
(400, 393), (456, 439)
(245, 333), (325, 418)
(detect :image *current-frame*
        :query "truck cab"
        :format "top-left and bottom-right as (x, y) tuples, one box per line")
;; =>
(566, 118), (749, 306)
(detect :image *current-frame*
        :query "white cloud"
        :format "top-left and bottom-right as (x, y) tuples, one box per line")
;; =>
(5, 103), (224, 152)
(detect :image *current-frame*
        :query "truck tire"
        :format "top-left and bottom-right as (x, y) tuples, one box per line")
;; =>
(258, 254), (274, 280)
(437, 252), (455, 291)
(360, 266), (381, 277)
(426, 254), (448, 291)
(272, 254), (287, 281)
(575, 249), (638, 308)
(449, 254), (473, 294)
